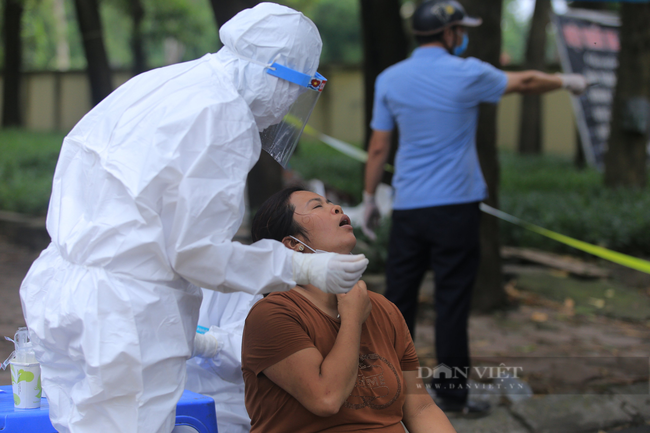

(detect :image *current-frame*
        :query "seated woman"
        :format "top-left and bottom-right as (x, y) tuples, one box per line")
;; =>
(241, 187), (456, 433)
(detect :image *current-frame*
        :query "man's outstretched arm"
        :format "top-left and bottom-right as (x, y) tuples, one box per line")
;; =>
(505, 70), (586, 95)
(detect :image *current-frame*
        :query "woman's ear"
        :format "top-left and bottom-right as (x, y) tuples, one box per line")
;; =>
(282, 236), (304, 252)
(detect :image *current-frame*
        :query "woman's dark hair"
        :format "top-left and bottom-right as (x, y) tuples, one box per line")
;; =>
(251, 186), (310, 243)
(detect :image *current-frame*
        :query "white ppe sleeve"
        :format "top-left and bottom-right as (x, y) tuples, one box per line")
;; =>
(163, 105), (296, 295)
(190, 290), (261, 384)
(172, 237), (296, 296)
(194, 326), (244, 384)
(192, 332), (221, 359)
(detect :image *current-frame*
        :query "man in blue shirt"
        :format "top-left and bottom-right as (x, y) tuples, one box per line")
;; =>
(362, 0), (587, 416)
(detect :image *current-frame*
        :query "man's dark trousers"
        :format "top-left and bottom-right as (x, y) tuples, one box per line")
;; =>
(384, 201), (481, 404)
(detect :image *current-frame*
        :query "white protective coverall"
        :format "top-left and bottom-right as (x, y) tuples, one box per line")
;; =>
(185, 289), (260, 433)
(19, 4), (340, 433)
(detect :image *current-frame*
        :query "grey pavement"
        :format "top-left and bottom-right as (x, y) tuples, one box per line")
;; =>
(441, 384), (650, 433)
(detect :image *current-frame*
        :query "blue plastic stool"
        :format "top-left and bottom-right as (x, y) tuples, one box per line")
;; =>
(0, 385), (218, 432)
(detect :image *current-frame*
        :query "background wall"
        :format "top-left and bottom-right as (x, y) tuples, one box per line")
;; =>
(1, 68), (577, 157)
(498, 91), (577, 156)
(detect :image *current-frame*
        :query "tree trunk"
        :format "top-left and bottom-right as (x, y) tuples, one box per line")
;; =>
(208, 0), (283, 214)
(73, 0), (113, 106)
(53, 0), (70, 70)
(246, 151), (284, 215)
(2, 0), (24, 127)
(574, 129), (586, 169)
(604, 3), (650, 189)
(208, 0), (259, 32)
(131, 0), (146, 75)
(518, 0), (551, 155)
(360, 0), (408, 184)
(463, 0), (508, 312)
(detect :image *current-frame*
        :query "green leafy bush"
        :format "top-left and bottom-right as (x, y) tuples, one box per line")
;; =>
(293, 146), (650, 260)
(3, 127), (650, 263)
(352, 219), (392, 274)
(290, 138), (364, 203)
(0, 129), (64, 216)
(499, 152), (650, 257)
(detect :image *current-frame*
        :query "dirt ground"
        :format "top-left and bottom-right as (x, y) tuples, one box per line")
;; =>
(1, 237), (648, 395)
(411, 270), (650, 395)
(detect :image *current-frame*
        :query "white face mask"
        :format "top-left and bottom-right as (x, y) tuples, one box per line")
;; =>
(289, 235), (354, 255)
(289, 236), (327, 254)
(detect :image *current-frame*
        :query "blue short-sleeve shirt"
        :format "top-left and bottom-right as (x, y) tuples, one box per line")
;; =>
(371, 46), (508, 210)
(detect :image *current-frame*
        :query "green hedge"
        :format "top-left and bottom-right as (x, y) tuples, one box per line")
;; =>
(0, 129), (64, 216)
(2, 129), (650, 262)
(290, 138), (364, 203)
(499, 152), (650, 257)
(350, 152), (650, 270)
(294, 145), (650, 261)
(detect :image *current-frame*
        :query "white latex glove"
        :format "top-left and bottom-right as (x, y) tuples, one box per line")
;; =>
(292, 251), (369, 294)
(360, 191), (380, 241)
(556, 73), (588, 95)
(191, 332), (220, 359)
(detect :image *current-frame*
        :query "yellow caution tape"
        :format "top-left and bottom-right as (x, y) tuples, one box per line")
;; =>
(297, 125), (650, 275)
(301, 124), (394, 173)
(480, 204), (650, 275)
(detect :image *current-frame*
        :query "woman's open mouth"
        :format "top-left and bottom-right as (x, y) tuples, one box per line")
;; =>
(339, 215), (352, 227)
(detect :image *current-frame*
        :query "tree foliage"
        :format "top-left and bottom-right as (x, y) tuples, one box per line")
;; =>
(501, 0), (528, 65)
(10, 0), (217, 71)
(7, 0), (372, 71)
(21, 0), (59, 70)
(272, 0), (363, 65)
(138, 0), (218, 65)
(3, 0), (571, 72)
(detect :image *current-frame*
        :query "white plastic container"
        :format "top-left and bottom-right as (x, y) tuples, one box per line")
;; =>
(6, 327), (42, 409)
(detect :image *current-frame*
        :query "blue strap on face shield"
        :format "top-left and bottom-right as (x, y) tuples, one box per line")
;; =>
(266, 63), (326, 91)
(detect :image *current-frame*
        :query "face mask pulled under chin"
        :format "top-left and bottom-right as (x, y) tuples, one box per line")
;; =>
(289, 235), (354, 255)
(289, 236), (327, 254)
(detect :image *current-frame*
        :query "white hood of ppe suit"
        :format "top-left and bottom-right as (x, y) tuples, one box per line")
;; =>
(19, 3), (322, 432)
(217, 2), (322, 131)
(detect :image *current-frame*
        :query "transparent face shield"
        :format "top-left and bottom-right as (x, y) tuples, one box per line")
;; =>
(260, 63), (327, 167)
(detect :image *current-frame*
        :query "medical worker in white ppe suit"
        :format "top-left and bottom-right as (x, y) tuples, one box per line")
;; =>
(19, 3), (368, 432)
(186, 289), (260, 433)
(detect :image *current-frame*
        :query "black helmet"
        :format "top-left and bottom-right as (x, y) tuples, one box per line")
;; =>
(412, 0), (482, 36)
